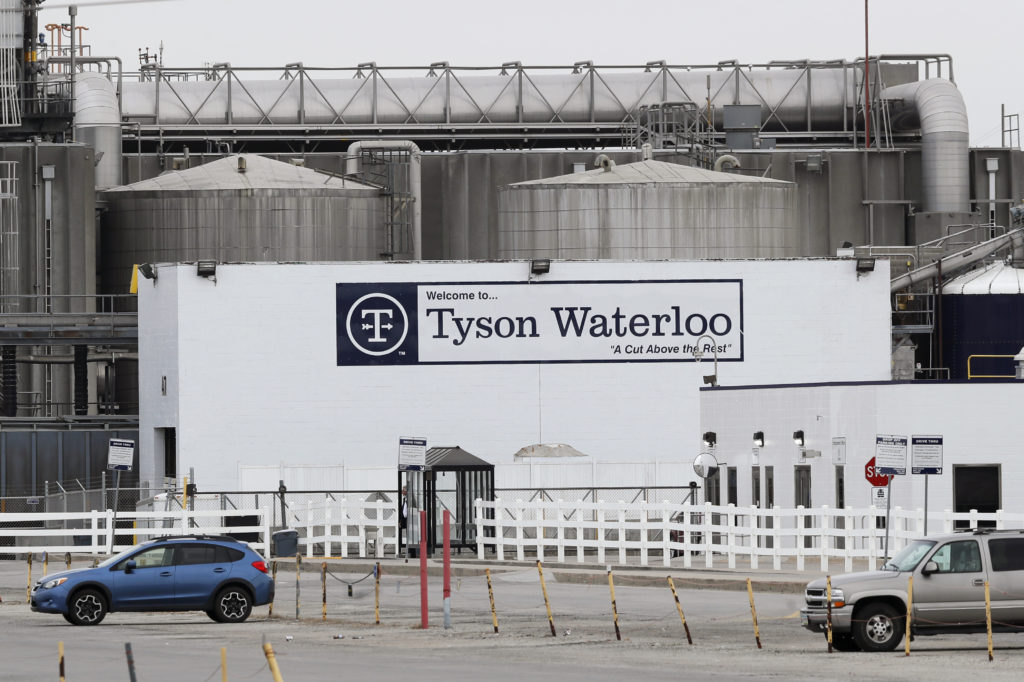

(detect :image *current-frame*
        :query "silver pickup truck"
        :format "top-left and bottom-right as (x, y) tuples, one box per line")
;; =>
(801, 529), (1024, 651)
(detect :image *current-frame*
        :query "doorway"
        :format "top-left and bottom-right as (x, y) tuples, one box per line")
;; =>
(795, 465), (812, 548)
(954, 465), (1000, 529)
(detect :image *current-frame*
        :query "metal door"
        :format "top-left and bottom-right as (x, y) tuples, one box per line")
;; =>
(985, 536), (1024, 624)
(795, 465), (812, 548)
(173, 543), (232, 608)
(953, 465), (1000, 529)
(914, 539), (988, 625)
(110, 545), (176, 609)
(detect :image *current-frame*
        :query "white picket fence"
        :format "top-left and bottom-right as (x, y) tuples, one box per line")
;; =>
(473, 499), (1024, 570)
(300, 496), (399, 559)
(0, 508), (271, 557)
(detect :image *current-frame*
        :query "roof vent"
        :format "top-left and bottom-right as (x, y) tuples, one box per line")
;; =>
(594, 154), (616, 172)
(237, 156), (247, 173)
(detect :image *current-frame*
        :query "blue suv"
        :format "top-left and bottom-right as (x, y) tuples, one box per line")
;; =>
(31, 535), (275, 625)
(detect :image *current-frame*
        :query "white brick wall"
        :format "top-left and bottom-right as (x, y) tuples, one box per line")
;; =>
(139, 259), (891, 489)
(701, 382), (1024, 514)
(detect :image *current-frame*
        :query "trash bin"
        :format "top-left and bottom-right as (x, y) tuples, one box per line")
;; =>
(272, 529), (298, 557)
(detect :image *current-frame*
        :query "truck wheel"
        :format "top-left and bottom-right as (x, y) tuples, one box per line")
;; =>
(828, 632), (861, 652)
(852, 603), (903, 652)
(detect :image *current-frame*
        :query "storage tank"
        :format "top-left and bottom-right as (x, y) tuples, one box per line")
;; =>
(941, 262), (1024, 381)
(498, 160), (799, 259)
(99, 154), (385, 293)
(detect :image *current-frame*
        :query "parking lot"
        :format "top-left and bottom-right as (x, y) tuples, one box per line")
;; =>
(2, 558), (1023, 680)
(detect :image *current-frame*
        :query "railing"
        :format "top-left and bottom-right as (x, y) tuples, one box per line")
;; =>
(300, 497), (399, 559)
(0, 508), (270, 556)
(967, 354), (1016, 380)
(473, 499), (1022, 570)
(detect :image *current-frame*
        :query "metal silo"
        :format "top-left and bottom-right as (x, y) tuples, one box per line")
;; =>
(940, 262), (1024, 381)
(498, 159), (799, 259)
(99, 154), (385, 293)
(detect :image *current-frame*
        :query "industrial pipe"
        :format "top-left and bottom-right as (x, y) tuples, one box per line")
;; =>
(881, 78), (969, 213)
(713, 154), (740, 172)
(889, 228), (1024, 293)
(73, 71), (122, 188)
(345, 140), (422, 260)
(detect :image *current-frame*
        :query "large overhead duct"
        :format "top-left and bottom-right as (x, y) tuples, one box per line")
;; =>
(880, 78), (969, 213)
(114, 59), (968, 213)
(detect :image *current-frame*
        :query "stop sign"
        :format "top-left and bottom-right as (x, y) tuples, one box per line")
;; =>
(865, 457), (894, 487)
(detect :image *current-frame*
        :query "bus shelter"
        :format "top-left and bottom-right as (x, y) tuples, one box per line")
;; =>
(398, 446), (494, 557)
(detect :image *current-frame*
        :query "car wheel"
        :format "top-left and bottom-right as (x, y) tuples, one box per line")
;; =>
(67, 589), (107, 626)
(828, 632), (861, 652)
(213, 587), (252, 623)
(205, 609), (219, 622)
(852, 602), (903, 652)
(62, 613), (75, 625)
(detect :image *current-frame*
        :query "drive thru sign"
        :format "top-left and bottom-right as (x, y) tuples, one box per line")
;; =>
(107, 439), (135, 471)
(865, 456), (894, 487)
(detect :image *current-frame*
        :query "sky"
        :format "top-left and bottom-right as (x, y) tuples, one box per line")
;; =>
(37, 0), (1020, 146)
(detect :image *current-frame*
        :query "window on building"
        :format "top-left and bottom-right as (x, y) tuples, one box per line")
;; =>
(706, 469), (721, 505)
(751, 466), (761, 508)
(727, 467), (738, 506)
(794, 465), (811, 507)
(162, 427), (177, 481)
(835, 466), (845, 509)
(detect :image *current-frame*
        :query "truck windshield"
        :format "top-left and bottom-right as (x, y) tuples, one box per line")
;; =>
(882, 540), (936, 571)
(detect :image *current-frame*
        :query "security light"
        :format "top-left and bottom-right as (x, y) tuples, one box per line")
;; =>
(702, 431), (717, 447)
(856, 258), (876, 273)
(793, 430), (805, 447)
(753, 431), (765, 448)
(530, 259), (550, 275)
(197, 260), (217, 278)
(138, 263), (156, 281)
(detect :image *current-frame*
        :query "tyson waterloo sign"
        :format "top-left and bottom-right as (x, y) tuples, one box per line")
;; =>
(336, 279), (744, 366)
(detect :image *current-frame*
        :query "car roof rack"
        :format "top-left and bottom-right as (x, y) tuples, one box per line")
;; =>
(149, 534), (241, 543)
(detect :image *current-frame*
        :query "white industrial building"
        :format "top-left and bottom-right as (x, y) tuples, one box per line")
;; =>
(138, 258), (891, 491)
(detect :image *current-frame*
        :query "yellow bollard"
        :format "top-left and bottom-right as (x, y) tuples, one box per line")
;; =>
(905, 575), (913, 657)
(43, 551), (48, 577)
(269, 561), (277, 617)
(374, 562), (381, 626)
(607, 566), (621, 641)
(65, 552), (71, 571)
(262, 642), (284, 682)
(746, 578), (762, 649)
(537, 561), (556, 637)
(58, 641), (65, 682)
(826, 575), (833, 653)
(667, 576), (693, 644)
(985, 581), (994, 661)
(321, 562), (327, 622)
(485, 568), (499, 634)
(26, 554), (32, 602)
(295, 554), (301, 621)
(220, 646), (227, 682)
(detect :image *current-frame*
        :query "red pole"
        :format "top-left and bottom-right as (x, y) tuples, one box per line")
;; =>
(443, 510), (452, 629)
(419, 509), (428, 629)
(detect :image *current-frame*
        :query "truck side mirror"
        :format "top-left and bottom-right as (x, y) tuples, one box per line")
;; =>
(921, 560), (938, 576)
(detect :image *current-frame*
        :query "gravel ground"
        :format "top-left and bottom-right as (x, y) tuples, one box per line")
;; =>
(1, 559), (1022, 680)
